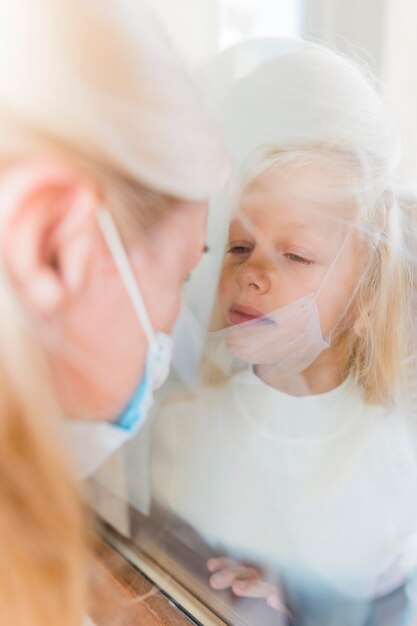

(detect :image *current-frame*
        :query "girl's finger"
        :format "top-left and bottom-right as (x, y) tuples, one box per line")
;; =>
(267, 592), (294, 621)
(207, 557), (236, 573)
(209, 565), (260, 590)
(231, 578), (276, 599)
(232, 580), (293, 620)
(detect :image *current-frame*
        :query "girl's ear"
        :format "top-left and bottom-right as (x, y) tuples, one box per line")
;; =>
(353, 314), (366, 338)
(0, 158), (99, 315)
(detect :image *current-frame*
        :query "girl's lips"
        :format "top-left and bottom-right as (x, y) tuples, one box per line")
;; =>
(228, 304), (266, 325)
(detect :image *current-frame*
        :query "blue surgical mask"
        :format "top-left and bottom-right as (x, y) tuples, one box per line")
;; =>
(97, 208), (173, 433)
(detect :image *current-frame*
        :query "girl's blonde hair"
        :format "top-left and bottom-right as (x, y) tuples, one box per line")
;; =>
(0, 1), (228, 625)
(349, 190), (416, 404)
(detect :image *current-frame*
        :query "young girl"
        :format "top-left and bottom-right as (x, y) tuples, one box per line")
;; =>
(149, 39), (417, 624)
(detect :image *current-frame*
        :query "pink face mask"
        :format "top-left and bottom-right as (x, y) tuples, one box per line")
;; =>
(223, 290), (330, 379)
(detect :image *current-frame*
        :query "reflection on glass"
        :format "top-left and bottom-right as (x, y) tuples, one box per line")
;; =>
(92, 38), (417, 626)
(218, 0), (301, 49)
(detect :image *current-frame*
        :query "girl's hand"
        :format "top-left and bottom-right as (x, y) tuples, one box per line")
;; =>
(207, 557), (292, 619)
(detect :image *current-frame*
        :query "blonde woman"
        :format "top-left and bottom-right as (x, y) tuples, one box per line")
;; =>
(0, 1), (229, 625)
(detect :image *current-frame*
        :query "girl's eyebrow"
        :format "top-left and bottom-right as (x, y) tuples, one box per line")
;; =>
(286, 220), (321, 232)
(285, 221), (332, 241)
(228, 218), (252, 236)
(230, 217), (337, 247)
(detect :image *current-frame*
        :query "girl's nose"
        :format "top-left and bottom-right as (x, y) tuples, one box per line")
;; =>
(236, 262), (271, 295)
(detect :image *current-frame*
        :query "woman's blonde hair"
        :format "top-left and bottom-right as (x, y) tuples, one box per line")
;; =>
(0, 267), (85, 626)
(0, 1), (228, 625)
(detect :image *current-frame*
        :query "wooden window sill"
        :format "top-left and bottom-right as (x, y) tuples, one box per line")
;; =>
(88, 534), (196, 626)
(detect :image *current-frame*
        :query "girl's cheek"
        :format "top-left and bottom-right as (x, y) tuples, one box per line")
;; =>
(316, 304), (333, 337)
(216, 271), (234, 319)
(317, 294), (350, 337)
(218, 268), (233, 300)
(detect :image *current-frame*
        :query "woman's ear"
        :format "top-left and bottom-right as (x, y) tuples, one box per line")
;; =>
(0, 158), (99, 315)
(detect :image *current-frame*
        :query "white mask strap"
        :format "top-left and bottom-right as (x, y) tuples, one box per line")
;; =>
(315, 231), (351, 299)
(97, 207), (155, 345)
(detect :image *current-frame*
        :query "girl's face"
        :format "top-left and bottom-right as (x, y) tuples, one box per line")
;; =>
(218, 164), (367, 337)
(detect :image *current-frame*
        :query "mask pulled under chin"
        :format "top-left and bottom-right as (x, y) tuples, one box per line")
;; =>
(205, 292), (331, 384)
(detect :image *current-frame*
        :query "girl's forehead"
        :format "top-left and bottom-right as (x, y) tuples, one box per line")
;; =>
(234, 166), (354, 237)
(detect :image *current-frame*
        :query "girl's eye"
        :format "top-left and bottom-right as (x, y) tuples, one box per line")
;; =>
(285, 253), (314, 265)
(228, 245), (252, 255)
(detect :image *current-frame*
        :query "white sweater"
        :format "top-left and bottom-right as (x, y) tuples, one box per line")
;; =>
(151, 368), (417, 601)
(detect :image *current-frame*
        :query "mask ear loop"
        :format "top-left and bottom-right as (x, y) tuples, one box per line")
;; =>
(96, 207), (155, 346)
(312, 231), (358, 346)
(315, 231), (351, 300)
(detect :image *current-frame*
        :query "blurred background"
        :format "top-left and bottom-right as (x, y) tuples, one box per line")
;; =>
(147, 0), (417, 181)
